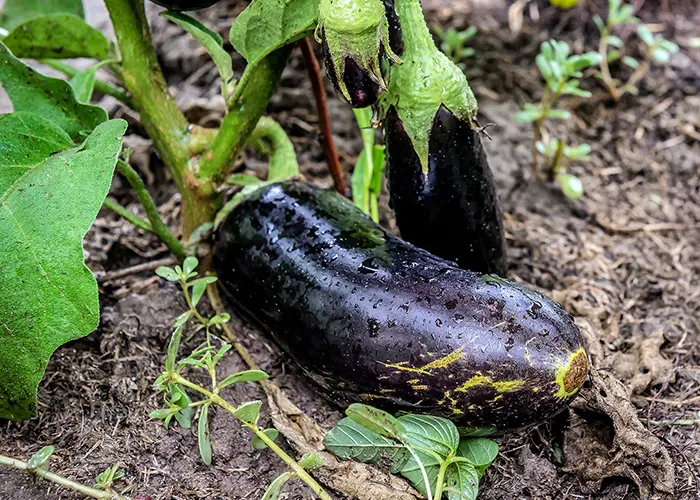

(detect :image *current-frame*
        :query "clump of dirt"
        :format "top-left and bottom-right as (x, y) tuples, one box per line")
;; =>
(1, 1), (699, 499)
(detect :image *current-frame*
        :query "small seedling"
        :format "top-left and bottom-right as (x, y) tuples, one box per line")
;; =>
(324, 403), (499, 500)
(595, 0), (679, 101)
(536, 139), (590, 199)
(516, 39), (600, 194)
(152, 257), (331, 500)
(433, 25), (477, 68)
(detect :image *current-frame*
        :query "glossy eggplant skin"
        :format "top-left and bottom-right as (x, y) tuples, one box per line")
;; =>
(385, 105), (508, 276)
(213, 181), (587, 430)
(149, 0), (220, 10)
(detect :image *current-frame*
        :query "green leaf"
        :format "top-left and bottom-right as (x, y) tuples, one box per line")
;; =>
(546, 109), (572, 120)
(0, 119), (126, 420)
(457, 426), (497, 437)
(218, 369), (269, 389)
(397, 414), (460, 457)
(445, 461), (479, 500)
(191, 282), (207, 307)
(606, 35), (623, 48)
(399, 449), (440, 497)
(323, 417), (408, 472)
(558, 173), (584, 199)
(299, 451), (324, 470)
(637, 24), (654, 46)
(607, 49), (621, 63)
(456, 438), (498, 476)
(227, 173), (263, 186)
(0, 0), (83, 31)
(211, 344), (232, 364)
(174, 310), (192, 327)
(161, 11), (233, 101)
(155, 266), (180, 282)
(0, 42), (107, 140)
(188, 276), (217, 288)
(149, 408), (173, 420)
(368, 145), (385, 195)
(346, 403), (404, 439)
(592, 14), (605, 33)
(515, 104), (542, 123)
(252, 428), (279, 449)
(230, 0), (318, 65)
(198, 404), (212, 465)
(182, 256), (199, 275)
(0, 112), (73, 180)
(208, 312), (230, 325)
(70, 67), (99, 104)
(3, 14), (110, 60)
(27, 446), (54, 469)
(165, 325), (183, 373)
(651, 48), (670, 64)
(234, 400), (262, 424)
(261, 472), (294, 500)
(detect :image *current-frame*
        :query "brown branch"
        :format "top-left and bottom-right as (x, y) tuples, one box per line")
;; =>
(298, 37), (347, 195)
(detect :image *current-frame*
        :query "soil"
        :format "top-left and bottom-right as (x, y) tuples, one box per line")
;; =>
(1, 1), (699, 499)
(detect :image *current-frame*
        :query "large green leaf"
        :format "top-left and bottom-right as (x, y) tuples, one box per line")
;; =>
(399, 449), (440, 497)
(456, 437), (498, 477)
(0, 112), (73, 192)
(0, 118), (127, 420)
(323, 417), (408, 472)
(230, 0), (318, 65)
(445, 461), (479, 500)
(0, 42), (107, 140)
(397, 414), (460, 457)
(3, 14), (110, 60)
(0, 0), (83, 31)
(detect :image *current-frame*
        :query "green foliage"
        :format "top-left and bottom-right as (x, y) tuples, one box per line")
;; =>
(230, 0), (318, 65)
(351, 108), (385, 222)
(261, 472), (295, 500)
(198, 404), (212, 465)
(162, 10), (234, 104)
(2, 14), (110, 59)
(0, 0), (83, 31)
(0, 42), (107, 140)
(94, 463), (124, 491)
(252, 428), (279, 449)
(324, 403), (499, 500)
(27, 446), (54, 470)
(0, 118), (126, 420)
(433, 25), (477, 65)
(536, 139), (589, 199)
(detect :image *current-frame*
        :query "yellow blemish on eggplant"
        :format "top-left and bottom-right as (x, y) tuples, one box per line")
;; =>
(524, 337), (536, 367)
(455, 373), (524, 393)
(553, 347), (588, 399)
(381, 346), (464, 375)
(411, 385), (429, 391)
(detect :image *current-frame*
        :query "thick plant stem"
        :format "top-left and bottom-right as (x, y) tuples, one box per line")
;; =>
(197, 47), (293, 185)
(298, 37), (346, 195)
(171, 373), (332, 500)
(103, 198), (152, 231)
(395, 0), (435, 55)
(115, 161), (186, 260)
(105, 0), (216, 239)
(0, 455), (130, 500)
(42, 59), (135, 108)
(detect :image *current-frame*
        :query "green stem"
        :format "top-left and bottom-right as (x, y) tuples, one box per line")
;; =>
(116, 161), (186, 260)
(0, 455), (130, 500)
(352, 108), (374, 215)
(42, 59), (135, 108)
(197, 46), (293, 184)
(395, 0), (435, 55)
(104, 0), (216, 239)
(247, 116), (300, 180)
(103, 198), (152, 231)
(171, 374), (332, 500)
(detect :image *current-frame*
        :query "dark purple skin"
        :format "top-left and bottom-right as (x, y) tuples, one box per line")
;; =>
(213, 181), (587, 430)
(385, 105), (508, 276)
(321, 30), (382, 108)
(383, 0), (404, 56)
(149, 0), (220, 10)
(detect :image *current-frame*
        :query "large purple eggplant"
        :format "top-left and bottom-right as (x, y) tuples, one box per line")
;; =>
(213, 181), (587, 430)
